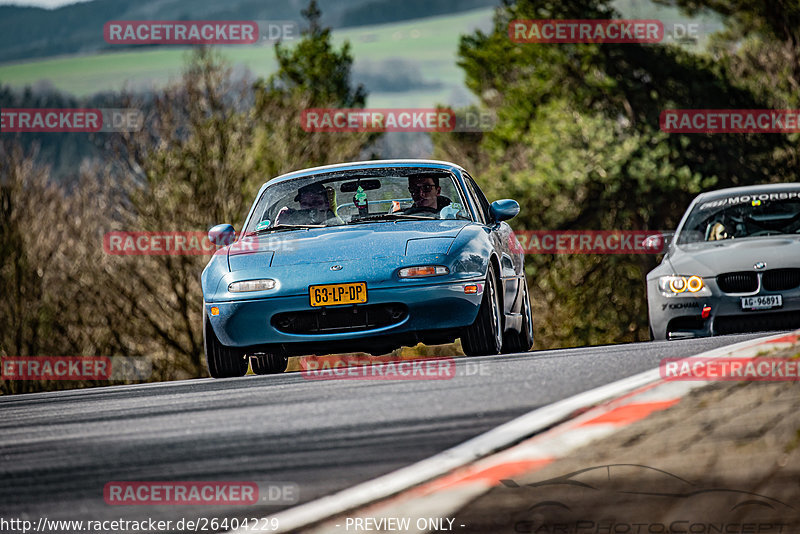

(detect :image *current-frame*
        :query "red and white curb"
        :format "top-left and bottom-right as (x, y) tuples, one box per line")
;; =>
(232, 331), (799, 534)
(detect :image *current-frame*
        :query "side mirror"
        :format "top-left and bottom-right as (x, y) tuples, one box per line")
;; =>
(208, 224), (236, 247)
(490, 199), (520, 222)
(642, 231), (674, 253)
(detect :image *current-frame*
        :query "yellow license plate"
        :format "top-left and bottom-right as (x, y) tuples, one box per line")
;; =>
(309, 282), (368, 307)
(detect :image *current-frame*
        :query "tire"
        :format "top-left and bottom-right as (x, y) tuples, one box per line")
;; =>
(204, 314), (248, 378)
(502, 278), (533, 353)
(462, 267), (503, 356)
(250, 353), (288, 375)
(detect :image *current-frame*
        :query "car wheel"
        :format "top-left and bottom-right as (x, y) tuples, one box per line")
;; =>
(250, 353), (288, 375)
(204, 314), (248, 378)
(462, 267), (503, 356)
(502, 278), (533, 353)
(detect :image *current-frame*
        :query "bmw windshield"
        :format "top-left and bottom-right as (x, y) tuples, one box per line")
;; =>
(677, 192), (800, 244)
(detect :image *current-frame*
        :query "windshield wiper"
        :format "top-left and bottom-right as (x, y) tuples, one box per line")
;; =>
(347, 213), (433, 224)
(249, 224), (326, 235)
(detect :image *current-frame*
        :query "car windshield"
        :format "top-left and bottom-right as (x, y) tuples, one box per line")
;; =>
(243, 168), (470, 234)
(677, 192), (800, 244)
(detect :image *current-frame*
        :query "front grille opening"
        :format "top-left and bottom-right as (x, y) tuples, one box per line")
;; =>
(667, 316), (706, 334)
(762, 269), (800, 291)
(272, 304), (408, 335)
(715, 310), (800, 335)
(717, 272), (758, 293)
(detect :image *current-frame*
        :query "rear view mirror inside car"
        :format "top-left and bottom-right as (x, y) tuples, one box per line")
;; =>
(340, 179), (381, 192)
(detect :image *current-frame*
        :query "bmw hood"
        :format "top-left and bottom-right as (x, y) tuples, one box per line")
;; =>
(228, 220), (469, 271)
(667, 236), (800, 276)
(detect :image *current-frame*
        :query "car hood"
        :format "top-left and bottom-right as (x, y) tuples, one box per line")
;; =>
(228, 220), (469, 271)
(667, 236), (800, 276)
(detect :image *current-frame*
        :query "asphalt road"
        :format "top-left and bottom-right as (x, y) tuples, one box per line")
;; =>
(0, 333), (776, 532)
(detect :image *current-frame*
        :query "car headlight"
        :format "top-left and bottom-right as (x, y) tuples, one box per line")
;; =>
(228, 279), (277, 293)
(658, 275), (710, 297)
(398, 265), (449, 278)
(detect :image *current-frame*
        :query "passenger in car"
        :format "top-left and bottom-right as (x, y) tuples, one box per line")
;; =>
(276, 182), (341, 225)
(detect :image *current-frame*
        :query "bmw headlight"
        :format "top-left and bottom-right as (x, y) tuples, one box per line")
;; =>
(228, 279), (276, 293)
(658, 275), (710, 297)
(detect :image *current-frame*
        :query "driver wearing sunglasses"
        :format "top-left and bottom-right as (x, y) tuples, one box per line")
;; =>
(402, 175), (451, 215)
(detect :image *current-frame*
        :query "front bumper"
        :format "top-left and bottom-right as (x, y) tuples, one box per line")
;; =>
(205, 280), (484, 349)
(648, 282), (800, 340)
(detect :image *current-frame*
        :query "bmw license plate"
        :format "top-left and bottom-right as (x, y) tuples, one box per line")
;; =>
(741, 295), (782, 310)
(309, 282), (367, 307)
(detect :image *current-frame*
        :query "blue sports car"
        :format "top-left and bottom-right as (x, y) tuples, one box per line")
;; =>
(201, 159), (533, 377)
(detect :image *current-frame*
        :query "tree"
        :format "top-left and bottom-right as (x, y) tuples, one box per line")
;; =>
(0, 1), (377, 392)
(266, 0), (367, 108)
(250, 0), (376, 174)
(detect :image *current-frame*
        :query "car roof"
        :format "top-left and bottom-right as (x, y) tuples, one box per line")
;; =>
(693, 182), (800, 203)
(261, 159), (467, 188)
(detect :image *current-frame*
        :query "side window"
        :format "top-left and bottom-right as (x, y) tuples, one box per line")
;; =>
(463, 173), (492, 224)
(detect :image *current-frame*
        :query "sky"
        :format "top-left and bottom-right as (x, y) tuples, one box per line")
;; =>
(0, 0), (90, 7)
